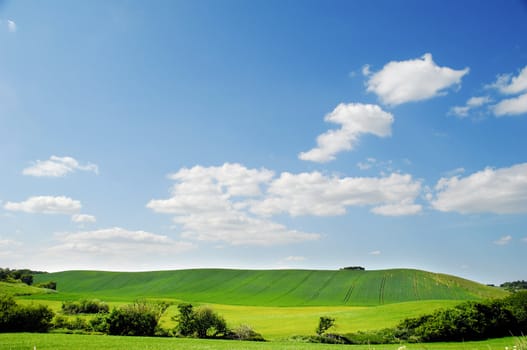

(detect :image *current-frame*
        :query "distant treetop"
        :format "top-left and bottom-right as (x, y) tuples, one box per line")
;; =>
(340, 266), (365, 271)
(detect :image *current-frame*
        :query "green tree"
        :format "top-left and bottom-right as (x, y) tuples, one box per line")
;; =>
(174, 303), (195, 336)
(174, 303), (228, 338)
(316, 316), (335, 336)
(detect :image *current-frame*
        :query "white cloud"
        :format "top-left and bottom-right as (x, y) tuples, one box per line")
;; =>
(369, 250), (381, 255)
(4, 196), (81, 214)
(23, 156), (99, 177)
(357, 158), (377, 170)
(370, 202), (422, 216)
(284, 256), (306, 262)
(450, 96), (492, 118)
(361, 64), (371, 76)
(467, 96), (491, 107)
(493, 93), (527, 116)
(493, 235), (512, 246)
(50, 227), (194, 256)
(251, 171), (422, 217)
(147, 163), (320, 246)
(491, 65), (527, 95)
(7, 20), (16, 33)
(431, 163), (527, 214)
(71, 214), (96, 223)
(366, 53), (469, 105)
(148, 163), (423, 248)
(450, 106), (470, 118)
(299, 103), (393, 163)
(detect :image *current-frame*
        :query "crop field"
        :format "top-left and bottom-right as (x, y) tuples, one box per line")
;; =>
(0, 333), (524, 350)
(31, 268), (506, 306)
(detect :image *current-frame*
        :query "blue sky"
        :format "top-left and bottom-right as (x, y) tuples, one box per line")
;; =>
(1, 0), (526, 285)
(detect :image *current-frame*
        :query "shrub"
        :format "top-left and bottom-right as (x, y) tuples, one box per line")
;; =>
(174, 303), (228, 338)
(106, 301), (165, 336)
(0, 295), (54, 332)
(62, 299), (109, 315)
(35, 281), (57, 290)
(228, 324), (265, 341)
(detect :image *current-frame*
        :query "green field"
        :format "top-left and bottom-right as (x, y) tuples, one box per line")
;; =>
(0, 333), (524, 350)
(31, 268), (506, 306)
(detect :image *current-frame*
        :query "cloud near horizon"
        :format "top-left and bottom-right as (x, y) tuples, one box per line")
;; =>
(366, 53), (469, 106)
(147, 163), (423, 246)
(41, 227), (195, 270)
(299, 103), (393, 163)
(431, 162), (527, 214)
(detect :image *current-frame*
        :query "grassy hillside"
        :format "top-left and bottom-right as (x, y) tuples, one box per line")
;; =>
(32, 268), (507, 306)
(0, 281), (55, 297)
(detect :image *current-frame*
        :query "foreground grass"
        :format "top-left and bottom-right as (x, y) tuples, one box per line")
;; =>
(0, 333), (524, 350)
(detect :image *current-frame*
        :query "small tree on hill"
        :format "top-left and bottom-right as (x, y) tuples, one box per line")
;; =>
(316, 316), (336, 336)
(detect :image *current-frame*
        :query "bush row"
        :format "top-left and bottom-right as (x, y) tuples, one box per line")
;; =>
(62, 299), (109, 315)
(345, 291), (527, 344)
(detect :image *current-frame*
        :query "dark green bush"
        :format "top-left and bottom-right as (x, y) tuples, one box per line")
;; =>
(174, 303), (229, 338)
(35, 281), (57, 290)
(0, 295), (54, 332)
(106, 301), (165, 336)
(62, 299), (109, 314)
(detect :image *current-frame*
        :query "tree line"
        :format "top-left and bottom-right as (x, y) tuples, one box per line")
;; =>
(0, 296), (263, 341)
(0, 267), (56, 290)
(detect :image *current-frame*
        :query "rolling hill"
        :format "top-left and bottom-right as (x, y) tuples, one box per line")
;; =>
(32, 268), (507, 306)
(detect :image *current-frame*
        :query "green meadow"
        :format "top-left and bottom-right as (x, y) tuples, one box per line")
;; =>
(31, 268), (505, 305)
(2, 268), (516, 348)
(0, 333), (524, 350)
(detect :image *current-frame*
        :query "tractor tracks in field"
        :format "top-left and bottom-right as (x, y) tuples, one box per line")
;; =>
(343, 274), (363, 304)
(268, 271), (316, 304)
(379, 274), (387, 305)
(308, 271), (338, 302)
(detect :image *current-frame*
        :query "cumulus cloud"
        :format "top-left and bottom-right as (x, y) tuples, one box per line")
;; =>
(484, 65), (527, 117)
(299, 103), (393, 163)
(449, 96), (491, 118)
(494, 235), (512, 246)
(251, 171), (422, 217)
(148, 164), (423, 246)
(493, 93), (527, 116)
(366, 53), (469, 105)
(50, 227), (194, 257)
(4, 196), (81, 214)
(23, 156), (99, 177)
(491, 65), (527, 95)
(71, 214), (96, 223)
(147, 163), (320, 246)
(431, 163), (527, 214)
